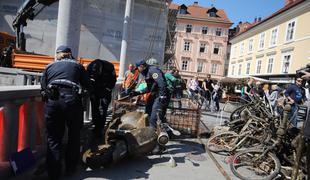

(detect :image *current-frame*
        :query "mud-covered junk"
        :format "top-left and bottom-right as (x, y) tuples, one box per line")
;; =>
(82, 111), (157, 169)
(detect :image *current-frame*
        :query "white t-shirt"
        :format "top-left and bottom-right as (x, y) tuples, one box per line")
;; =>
(189, 79), (199, 91)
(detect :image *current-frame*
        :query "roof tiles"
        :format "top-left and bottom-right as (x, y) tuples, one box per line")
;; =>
(170, 3), (231, 24)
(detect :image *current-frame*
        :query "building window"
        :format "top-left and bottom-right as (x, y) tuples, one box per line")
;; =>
(209, 11), (216, 17)
(270, 28), (278, 46)
(213, 44), (221, 54)
(199, 43), (207, 53)
(181, 60), (189, 71)
(184, 41), (191, 51)
(211, 64), (217, 74)
(267, 57), (274, 73)
(231, 65), (235, 76)
(240, 43), (244, 55)
(202, 26), (208, 34)
(233, 46), (237, 58)
(259, 33), (265, 49)
(256, 59), (262, 74)
(248, 39), (253, 52)
(286, 20), (296, 42)
(179, 9), (187, 14)
(197, 62), (203, 72)
(186, 24), (192, 33)
(215, 28), (222, 36)
(282, 54), (291, 73)
(238, 64), (242, 75)
(246, 62), (251, 75)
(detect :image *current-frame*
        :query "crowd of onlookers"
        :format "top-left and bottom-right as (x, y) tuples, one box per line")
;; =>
(238, 76), (309, 128)
(186, 74), (223, 111)
(184, 72), (310, 129)
(123, 60), (310, 129)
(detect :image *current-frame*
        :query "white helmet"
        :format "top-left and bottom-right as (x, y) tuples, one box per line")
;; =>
(146, 58), (159, 66)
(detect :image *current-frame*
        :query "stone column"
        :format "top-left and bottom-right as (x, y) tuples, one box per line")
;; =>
(55, 0), (84, 57)
(117, 0), (134, 82)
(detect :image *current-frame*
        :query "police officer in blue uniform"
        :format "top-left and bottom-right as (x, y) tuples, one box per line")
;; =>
(133, 60), (171, 153)
(86, 59), (116, 141)
(41, 45), (91, 179)
(131, 60), (172, 153)
(134, 60), (170, 129)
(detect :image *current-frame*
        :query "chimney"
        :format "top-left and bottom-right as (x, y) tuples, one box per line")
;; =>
(193, 1), (198, 6)
(285, 0), (295, 6)
(258, 17), (262, 22)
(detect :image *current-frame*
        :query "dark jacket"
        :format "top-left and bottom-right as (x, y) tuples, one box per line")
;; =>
(285, 83), (305, 104)
(41, 58), (91, 92)
(86, 59), (117, 97)
(140, 65), (168, 97)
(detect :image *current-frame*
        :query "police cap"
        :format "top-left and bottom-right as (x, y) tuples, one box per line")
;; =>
(56, 45), (72, 53)
(135, 59), (147, 67)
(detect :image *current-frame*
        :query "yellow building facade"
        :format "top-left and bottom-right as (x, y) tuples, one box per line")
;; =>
(228, 0), (310, 82)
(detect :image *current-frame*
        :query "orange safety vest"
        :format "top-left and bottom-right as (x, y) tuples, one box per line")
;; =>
(123, 69), (140, 89)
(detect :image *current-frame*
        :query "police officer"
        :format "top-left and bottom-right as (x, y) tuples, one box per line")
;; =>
(41, 45), (91, 179)
(133, 59), (170, 153)
(134, 60), (169, 127)
(87, 59), (116, 141)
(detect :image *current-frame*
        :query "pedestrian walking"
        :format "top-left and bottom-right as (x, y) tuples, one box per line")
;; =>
(188, 76), (199, 100)
(202, 74), (214, 107)
(212, 81), (222, 112)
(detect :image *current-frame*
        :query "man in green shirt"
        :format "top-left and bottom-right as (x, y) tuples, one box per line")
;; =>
(165, 69), (177, 94)
(165, 68), (183, 108)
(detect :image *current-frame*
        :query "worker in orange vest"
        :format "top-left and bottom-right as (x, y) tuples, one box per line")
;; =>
(122, 64), (140, 95)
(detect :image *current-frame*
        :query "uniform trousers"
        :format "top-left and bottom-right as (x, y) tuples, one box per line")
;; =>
(44, 90), (83, 179)
(145, 93), (171, 129)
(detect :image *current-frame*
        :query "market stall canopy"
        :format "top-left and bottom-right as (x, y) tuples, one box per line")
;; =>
(222, 76), (292, 84)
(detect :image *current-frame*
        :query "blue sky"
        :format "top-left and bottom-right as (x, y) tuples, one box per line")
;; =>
(172, 0), (285, 26)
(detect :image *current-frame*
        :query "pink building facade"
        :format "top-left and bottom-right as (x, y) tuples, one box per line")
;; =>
(171, 2), (232, 82)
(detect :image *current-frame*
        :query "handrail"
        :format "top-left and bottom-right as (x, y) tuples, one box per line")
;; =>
(0, 85), (40, 101)
(0, 85), (43, 162)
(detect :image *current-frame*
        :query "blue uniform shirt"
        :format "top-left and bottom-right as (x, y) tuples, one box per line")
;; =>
(141, 65), (168, 97)
(41, 58), (91, 92)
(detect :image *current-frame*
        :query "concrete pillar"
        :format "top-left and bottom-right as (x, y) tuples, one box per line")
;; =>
(55, 0), (84, 57)
(117, 0), (134, 82)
